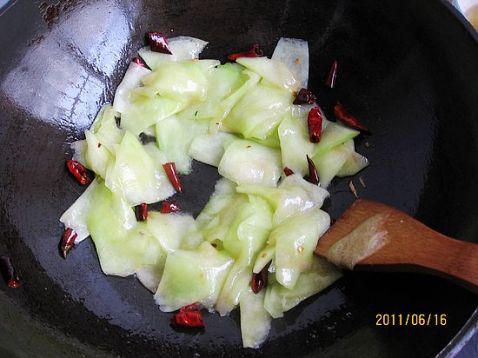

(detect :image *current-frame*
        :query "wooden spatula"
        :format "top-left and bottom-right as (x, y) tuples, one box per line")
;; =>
(315, 199), (478, 294)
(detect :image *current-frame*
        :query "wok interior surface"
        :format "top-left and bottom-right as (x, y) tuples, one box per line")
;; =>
(0, 0), (477, 357)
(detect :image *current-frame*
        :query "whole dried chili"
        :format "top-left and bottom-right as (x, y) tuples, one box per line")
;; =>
(160, 201), (180, 214)
(293, 88), (317, 105)
(162, 162), (183, 193)
(146, 32), (172, 54)
(135, 203), (148, 221)
(306, 155), (320, 185)
(307, 107), (323, 143)
(325, 60), (338, 88)
(334, 102), (370, 133)
(172, 304), (205, 328)
(283, 167), (294, 177)
(60, 228), (77, 259)
(0, 256), (22, 288)
(227, 44), (263, 61)
(66, 160), (91, 185)
(251, 262), (270, 294)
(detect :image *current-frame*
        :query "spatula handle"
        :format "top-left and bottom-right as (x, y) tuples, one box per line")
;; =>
(361, 231), (478, 294)
(410, 235), (478, 293)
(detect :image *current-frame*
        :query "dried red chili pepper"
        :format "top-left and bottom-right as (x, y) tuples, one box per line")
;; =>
(163, 162), (183, 193)
(132, 56), (147, 67)
(293, 88), (317, 105)
(325, 60), (338, 88)
(135, 203), (148, 221)
(146, 32), (172, 54)
(171, 310), (204, 328)
(334, 102), (370, 133)
(66, 160), (91, 185)
(0, 256), (22, 288)
(180, 303), (201, 312)
(283, 167), (294, 176)
(227, 44), (263, 61)
(307, 107), (323, 143)
(306, 155), (320, 185)
(251, 262), (270, 294)
(160, 201), (180, 214)
(60, 228), (77, 259)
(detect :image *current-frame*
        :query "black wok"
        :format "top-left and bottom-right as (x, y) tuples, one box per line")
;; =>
(0, 0), (477, 356)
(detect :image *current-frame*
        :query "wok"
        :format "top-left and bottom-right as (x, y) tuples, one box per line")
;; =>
(0, 0), (477, 357)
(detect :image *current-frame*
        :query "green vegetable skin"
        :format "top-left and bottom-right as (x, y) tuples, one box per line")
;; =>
(61, 36), (370, 349)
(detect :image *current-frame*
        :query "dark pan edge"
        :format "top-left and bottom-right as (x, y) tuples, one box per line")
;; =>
(435, 1), (478, 355)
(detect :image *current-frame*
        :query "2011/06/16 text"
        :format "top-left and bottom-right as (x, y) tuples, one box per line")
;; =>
(375, 313), (447, 326)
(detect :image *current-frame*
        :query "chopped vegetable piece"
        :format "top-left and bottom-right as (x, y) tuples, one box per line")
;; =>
(189, 132), (237, 167)
(84, 130), (112, 179)
(325, 60), (338, 88)
(236, 57), (299, 92)
(264, 257), (341, 318)
(113, 63), (151, 113)
(171, 310), (204, 328)
(216, 265), (252, 316)
(155, 116), (208, 174)
(141, 61), (209, 104)
(293, 88), (316, 105)
(312, 121), (360, 159)
(106, 132), (173, 205)
(60, 179), (100, 243)
(135, 203), (148, 221)
(138, 36), (208, 70)
(223, 83), (293, 140)
(278, 110), (315, 176)
(218, 139), (281, 187)
(337, 151), (369, 177)
(237, 173), (329, 226)
(307, 107), (323, 143)
(147, 32), (172, 54)
(155, 242), (234, 311)
(0, 256), (22, 289)
(60, 227), (77, 259)
(160, 201), (181, 213)
(228, 44), (263, 61)
(272, 208), (330, 288)
(66, 160), (91, 185)
(312, 142), (351, 188)
(120, 96), (185, 135)
(251, 262), (270, 294)
(162, 162), (183, 193)
(271, 37), (309, 89)
(136, 264), (164, 293)
(283, 167), (294, 176)
(71, 140), (87, 167)
(306, 155), (320, 185)
(334, 102), (369, 133)
(240, 288), (271, 348)
(147, 212), (196, 253)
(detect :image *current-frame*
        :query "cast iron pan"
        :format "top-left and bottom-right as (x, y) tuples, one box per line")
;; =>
(0, 0), (477, 357)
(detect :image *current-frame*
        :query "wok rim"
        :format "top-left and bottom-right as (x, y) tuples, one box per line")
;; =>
(436, 0), (478, 355)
